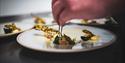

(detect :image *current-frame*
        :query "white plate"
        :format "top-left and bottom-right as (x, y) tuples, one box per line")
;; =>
(0, 16), (54, 37)
(17, 25), (116, 53)
(0, 22), (33, 37)
(68, 18), (108, 25)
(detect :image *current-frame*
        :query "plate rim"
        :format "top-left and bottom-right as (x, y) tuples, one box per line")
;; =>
(16, 25), (116, 53)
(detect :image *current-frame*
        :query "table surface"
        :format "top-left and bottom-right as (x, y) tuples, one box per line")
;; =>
(0, 14), (123, 63)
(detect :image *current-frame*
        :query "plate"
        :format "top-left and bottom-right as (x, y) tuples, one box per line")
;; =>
(17, 25), (116, 53)
(0, 22), (33, 37)
(68, 17), (118, 25)
(0, 15), (54, 37)
(68, 18), (108, 24)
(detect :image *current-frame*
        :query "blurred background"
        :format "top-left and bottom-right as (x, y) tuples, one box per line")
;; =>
(0, 0), (51, 17)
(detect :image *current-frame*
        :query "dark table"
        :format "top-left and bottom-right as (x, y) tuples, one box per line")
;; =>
(0, 14), (123, 63)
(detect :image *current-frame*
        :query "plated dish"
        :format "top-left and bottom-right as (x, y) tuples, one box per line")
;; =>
(0, 22), (33, 37)
(0, 12), (117, 37)
(3, 23), (21, 34)
(17, 24), (116, 53)
(68, 17), (118, 25)
(0, 15), (54, 37)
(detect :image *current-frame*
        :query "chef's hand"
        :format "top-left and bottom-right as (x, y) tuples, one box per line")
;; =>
(52, 0), (118, 26)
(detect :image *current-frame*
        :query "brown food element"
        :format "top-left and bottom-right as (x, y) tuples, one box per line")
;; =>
(81, 29), (94, 41)
(81, 29), (99, 42)
(53, 34), (75, 49)
(4, 23), (21, 34)
(90, 35), (100, 43)
(81, 29), (100, 48)
(34, 16), (46, 24)
(81, 19), (89, 24)
(33, 24), (43, 30)
(33, 24), (60, 40)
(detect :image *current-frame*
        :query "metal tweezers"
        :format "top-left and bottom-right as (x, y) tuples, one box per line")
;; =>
(58, 25), (63, 37)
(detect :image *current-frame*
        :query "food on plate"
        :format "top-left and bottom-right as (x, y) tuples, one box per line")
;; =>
(3, 23), (21, 34)
(53, 34), (75, 49)
(81, 29), (94, 41)
(33, 24), (60, 40)
(90, 35), (100, 42)
(81, 29), (100, 48)
(81, 19), (89, 24)
(81, 18), (109, 24)
(34, 16), (46, 24)
(33, 24), (43, 30)
(44, 29), (59, 40)
(81, 29), (99, 42)
(81, 19), (98, 24)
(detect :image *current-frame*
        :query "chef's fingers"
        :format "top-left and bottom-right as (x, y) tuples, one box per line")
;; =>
(52, 0), (64, 25)
(52, 0), (58, 6)
(58, 9), (73, 26)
